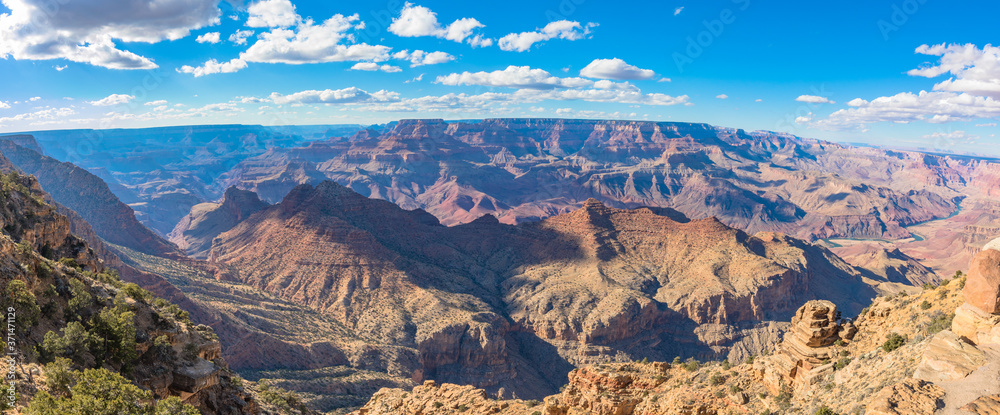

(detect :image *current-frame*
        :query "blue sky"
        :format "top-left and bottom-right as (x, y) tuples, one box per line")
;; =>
(1, 0), (999, 154)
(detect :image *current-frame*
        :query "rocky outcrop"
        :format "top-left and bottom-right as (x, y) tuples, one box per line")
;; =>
(0, 168), (257, 414)
(759, 300), (854, 388)
(952, 303), (1000, 345)
(169, 186), (269, 258)
(208, 181), (885, 398)
(355, 380), (534, 415)
(965, 240), (1000, 314)
(913, 330), (987, 382)
(866, 379), (945, 415)
(0, 138), (181, 256)
(218, 119), (959, 243)
(963, 394), (1000, 414)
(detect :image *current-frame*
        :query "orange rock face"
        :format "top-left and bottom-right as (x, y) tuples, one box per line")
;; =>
(965, 247), (1000, 314)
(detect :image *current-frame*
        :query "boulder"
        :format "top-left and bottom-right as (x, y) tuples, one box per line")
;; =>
(962, 394), (1000, 415)
(952, 303), (1000, 345)
(866, 379), (945, 415)
(913, 330), (986, 382)
(965, 243), (1000, 315)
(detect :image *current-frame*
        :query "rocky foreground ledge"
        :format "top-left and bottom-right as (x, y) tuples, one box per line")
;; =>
(351, 238), (1000, 414)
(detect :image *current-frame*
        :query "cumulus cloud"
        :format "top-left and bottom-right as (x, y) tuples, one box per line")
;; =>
(0, 101), (9, 109)
(0, 0), (221, 69)
(809, 91), (1000, 129)
(795, 95), (835, 104)
(923, 130), (978, 141)
(178, 58), (249, 77)
(674, 7), (684, 15)
(246, 0), (299, 28)
(269, 87), (400, 105)
(436, 66), (592, 89)
(351, 62), (402, 72)
(0, 107), (76, 125)
(229, 30), (255, 45)
(579, 58), (656, 80)
(908, 43), (1000, 99)
(196, 32), (222, 44)
(88, 94), (134, 106)
(145, 100), (169, 106)
(716, 94), (729, 99)
(392, 50), (454, 67)
(241, 14), (390, 64)
(498, 20), (597, 52)
(516, 83), (690, 106)
(389, 3), (490, 47)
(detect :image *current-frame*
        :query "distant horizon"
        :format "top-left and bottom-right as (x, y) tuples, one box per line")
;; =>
(1, 1), (998, 156)
(5, 117), (1000, 160)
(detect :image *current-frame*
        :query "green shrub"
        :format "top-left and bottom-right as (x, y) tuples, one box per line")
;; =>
(3, 280), (40, 332)
(58, 258), (81, 269)
(672, 356), (682, 365)
(721, 360), (731, 370)
(815, 406), (838, 415)
(66, 279), (92, 319)
(433, 402), (444, 408)
(526, 400), (541, 407)
(927, 312), (954, 335)
(833, 357), (852, 370)
(729, 384), (743, 394)
(43, 358), (75, 397)
(41, 322), (96, 365)
(920, 300), (932, 310)
(26, 368), (197, 415)
(121, 283), (151, 303)
(683, 358), (700, 372)
(881, 333), (906, 353)
(91, 306), (138, 369)
(709, 373), (725, 386)
(745, 354), (755, 364)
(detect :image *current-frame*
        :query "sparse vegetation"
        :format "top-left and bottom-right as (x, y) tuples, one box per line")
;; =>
(881, 333), (906, 353)
(927, 312), (955, 335)
(25, 368), (199, 415)
(920, 300), (932, 310)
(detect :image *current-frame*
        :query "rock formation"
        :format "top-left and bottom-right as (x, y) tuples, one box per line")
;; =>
(206, 180), (888, 399)
(0, 165), (257, 413)
(866, 379), (945, 415)
(965, 238), (1000, 314)
(758, 300), (854, 388)
(169, 186), (269, 258)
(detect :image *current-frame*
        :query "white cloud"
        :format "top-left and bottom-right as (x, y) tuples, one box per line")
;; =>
(178, 58), (249, 77)
(674, 7), (684, 15)
(0, 0), (221, 70)
(405, 74), (425, 83)
(436, 66), (592, 89)
(388, 3), (490, 47)
(268, 87), (400, 105)
(658, 78), (672, 83)
(88, 94), (134, 106)
(0, 107), (76, 124)
(755, 98), (763, 102)
(145, 100), (168, 106)
(795, 94), (835, 104)
(0, 101), (9, 109)
(54, 65), (67, 71)
(976, 122), (997, 127)
(196, 32), (222, 44)
(392, 50), (454, 67)
(716, 94), (729, 99)
(579, 58), (656, 80)
(229, 30), (255, 45)
(923, 130), (978, 141)
(515, 83), (690, 106)
(29, 97), (41, 102)
(247, 0), (299, 28)
(809, 91), (1000, 129)
(351, 62), (402, 72)
(908, 43), (1000, 99)
(498, 20), (597, 52)
(242, 14), (390, 64)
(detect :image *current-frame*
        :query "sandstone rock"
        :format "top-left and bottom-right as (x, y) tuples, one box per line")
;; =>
(866, 379), (945, 415)
(760, 301), (847, 389)
(962, 394), (1000, 415)
(913, 330), (986, 382)
(952, 303), (1000, 345)
(172, 358), (221, 394)
(965, 243), (1000, 314)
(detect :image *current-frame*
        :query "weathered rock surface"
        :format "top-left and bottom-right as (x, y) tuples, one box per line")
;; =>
(963, 394), (1000, 415)
(913, 330), (987, 382)
(866, 379), (945, 415)
(966, 241), (1000, 314)
(169, 186), (269, 258)
(208, 181), (885, 397)
(758, 300), (851, 388)
(952, 303), (1000, 345)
